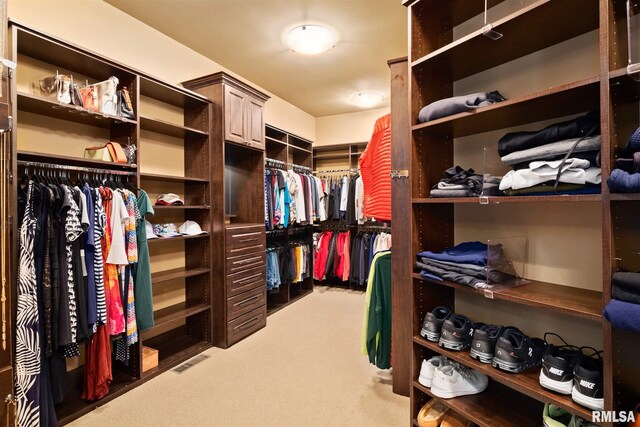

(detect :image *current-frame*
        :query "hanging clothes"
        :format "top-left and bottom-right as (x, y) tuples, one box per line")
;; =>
(363, 251), (392, 369)
(359, 114), (392, 221)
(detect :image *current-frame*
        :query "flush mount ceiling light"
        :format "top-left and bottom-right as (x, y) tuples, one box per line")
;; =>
(350, 91), (384, 108)
(286, 25), (335, 55)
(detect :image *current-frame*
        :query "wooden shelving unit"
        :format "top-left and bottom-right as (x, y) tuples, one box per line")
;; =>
(264, 124), (314, 315)
(312, 142), (366, 171)
(402, 1), (640, 425)
(8, 21), (214, 425)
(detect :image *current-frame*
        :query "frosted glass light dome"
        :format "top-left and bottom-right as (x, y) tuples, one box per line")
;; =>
(286, 25), (336, 55)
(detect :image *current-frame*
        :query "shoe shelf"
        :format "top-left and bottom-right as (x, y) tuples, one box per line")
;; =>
(411, 76), (600, 136)
(413, 380), (541, 427)
(151, 266), (210, 284)
(411, 194), (602, 204)
(410, 0), (598, 81)
(147, 302), (211, 333)
(412, 274), (603, 322)
(140, 115), (209, 139)
(413, 335), (593, 420)
(147, 233), (210, 244)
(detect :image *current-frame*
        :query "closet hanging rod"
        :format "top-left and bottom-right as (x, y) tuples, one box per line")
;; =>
(17, 160), (137, 176)
(312, 168), (359, 174)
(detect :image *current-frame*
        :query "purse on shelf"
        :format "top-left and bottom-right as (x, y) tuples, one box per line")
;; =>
(69, 76), (84, 107)
(118, 87), (135, 120)
(56, 74), (71, 105)
(98, 76), (119, 116)
(80, 85), (98, 111)
(84, 141), (128, 163)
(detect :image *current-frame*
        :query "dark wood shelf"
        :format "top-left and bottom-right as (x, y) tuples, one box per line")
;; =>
(142, 328), (211, 380)
(412, 273), (602, 322)
(149, 302), (210, 331)
(140, 76), (209, 107)
(18, 150), (137, 170)
(412, 380), (541, 427)
(411, 77), (599, 136)
(313, 153), (350, 160)
(153, 205), (210, 210)
(412, 194), (602, 204)
(408, 0), (507, 29)
(411, 0), (598, 81)
(140, 115), (208, 138)
(413, 335), (592, 420)
(17, 91), (137, 128)
(609, 193), (640, 201)
(265, 135), (287, 146)
(55, 367), (137, 425)
(140, 172), (208, 183)
(288, 145), (312, 154)
(151, 267), (210, 284)
(147, 233), (210, 244)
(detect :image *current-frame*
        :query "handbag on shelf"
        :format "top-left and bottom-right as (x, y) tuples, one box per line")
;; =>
(69, 76), (84, 107)
(56, 74), (71, 105)
(80, 85), (98, 111)
(38, 74), (59, 97)
(84, 144), (113, 162)
(97, 76), (119, 116)
(84, 142), (128, 163)
(118, 87), (135, 120)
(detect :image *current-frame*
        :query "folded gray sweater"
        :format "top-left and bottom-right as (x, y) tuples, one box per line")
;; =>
(501, 135), (601, 166)
(418, 91), (506, 123)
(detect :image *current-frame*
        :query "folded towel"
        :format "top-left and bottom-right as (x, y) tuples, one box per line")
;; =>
(430, 188), (471, 198)
(604, 299), (640, 334)
(418, 91), (506, 123)
(612, 272), (640, 304)
(501, 136), (601, 166)
(607, 168), (640, 193)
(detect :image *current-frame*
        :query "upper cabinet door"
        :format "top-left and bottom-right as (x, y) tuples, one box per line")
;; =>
(246, 96), (265, 150)
(224, 85), (247, 145)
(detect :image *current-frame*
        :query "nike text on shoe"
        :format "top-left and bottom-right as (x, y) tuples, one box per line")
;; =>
(469, 325), (519, 363)
(420, 306), (453, 342)
(539, 333), (581, 395)
(571, 349), (604, 411)
(492, 329), (546, 373)
(439, 314), (480, 351)
(430, 363), (489, 399)
(418, 356), (450, 388)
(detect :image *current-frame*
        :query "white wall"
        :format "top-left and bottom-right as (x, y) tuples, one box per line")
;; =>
(315, 107), (389, 146)
(7, 0), (316, 141)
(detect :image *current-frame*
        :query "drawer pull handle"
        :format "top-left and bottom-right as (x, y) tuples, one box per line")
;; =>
(237, 238), (259, 244)
(235, 317), (260, 330)
(232, 257), (261, 265)
(233, 273), (262, 284)
(233, 295), (260, 307)
(232, 231), (261, 238)
(229, 244), (264, 253)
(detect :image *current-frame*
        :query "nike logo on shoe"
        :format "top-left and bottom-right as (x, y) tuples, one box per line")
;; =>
(580, 380), (595, 389)
(549, 367), (564, 376)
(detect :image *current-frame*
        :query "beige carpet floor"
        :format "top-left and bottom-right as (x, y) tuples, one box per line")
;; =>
(69, 287), (409, 427)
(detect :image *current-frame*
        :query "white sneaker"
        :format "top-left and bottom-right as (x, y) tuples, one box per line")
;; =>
(431, 363), (489, 399)
(418, 356), (450, 387)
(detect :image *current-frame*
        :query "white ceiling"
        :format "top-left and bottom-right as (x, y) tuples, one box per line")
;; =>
(104, 0), (407, 117)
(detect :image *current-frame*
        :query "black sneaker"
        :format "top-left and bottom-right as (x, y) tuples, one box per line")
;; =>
(470, 325), (519, 363)
(571, 348), (604, 411)
(438, 314), (480, 351)
(539, 333), (581, 395)
(492, 329), (546, 373)
(420, 306), (452, 342)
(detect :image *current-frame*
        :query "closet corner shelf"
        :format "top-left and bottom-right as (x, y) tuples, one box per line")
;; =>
(412, 380), (540, 427)
(411, 194), (602, 204)
(413, 335), (592, 420)
(148, 302), (211, 331)
(410, 0), (598, 81)
(151, 267), (210, 284)
(412, 273), (602, 322)
(147, 233), (210, 244)
(17, 150), (137, 171)
(17, 91), (137, 129)
(140, 172), (209, 183)
(140, 115), (209, 138)
(152, 205), (210, 210)
(410, 76), (599, 138)
(609, 193), (640, 201)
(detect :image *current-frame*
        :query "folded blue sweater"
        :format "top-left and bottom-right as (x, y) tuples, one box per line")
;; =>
(607, 168), (640, 193)
(604, 299), (640, 334)
(418, 241), (489, 266)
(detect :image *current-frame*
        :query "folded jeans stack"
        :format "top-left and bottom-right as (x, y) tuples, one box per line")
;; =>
(418, 91), (506, 123)
(604, 272), (640, 333)
(607, 126), (640, 193)
(498, 111), (602, 196)
(415, 241), (519, 289)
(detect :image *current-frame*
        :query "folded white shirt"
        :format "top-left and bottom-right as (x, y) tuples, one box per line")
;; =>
(529, 158), (591, 175)
(500, 166), (601, 190)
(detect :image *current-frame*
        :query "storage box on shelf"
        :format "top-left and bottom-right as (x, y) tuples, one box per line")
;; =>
(8, 21), (215, 425)
(401, 1), (633, 425)
(182, 72), (269, 347)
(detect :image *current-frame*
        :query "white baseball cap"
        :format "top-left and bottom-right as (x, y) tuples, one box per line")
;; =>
(155, 193), (184, 206)
(145, 220), (158, 239)
(178, 220), (207, 236)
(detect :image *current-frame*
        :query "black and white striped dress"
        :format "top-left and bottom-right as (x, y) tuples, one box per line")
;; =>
(93, 189), (107, 325)
(15, 181), (41, 427)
